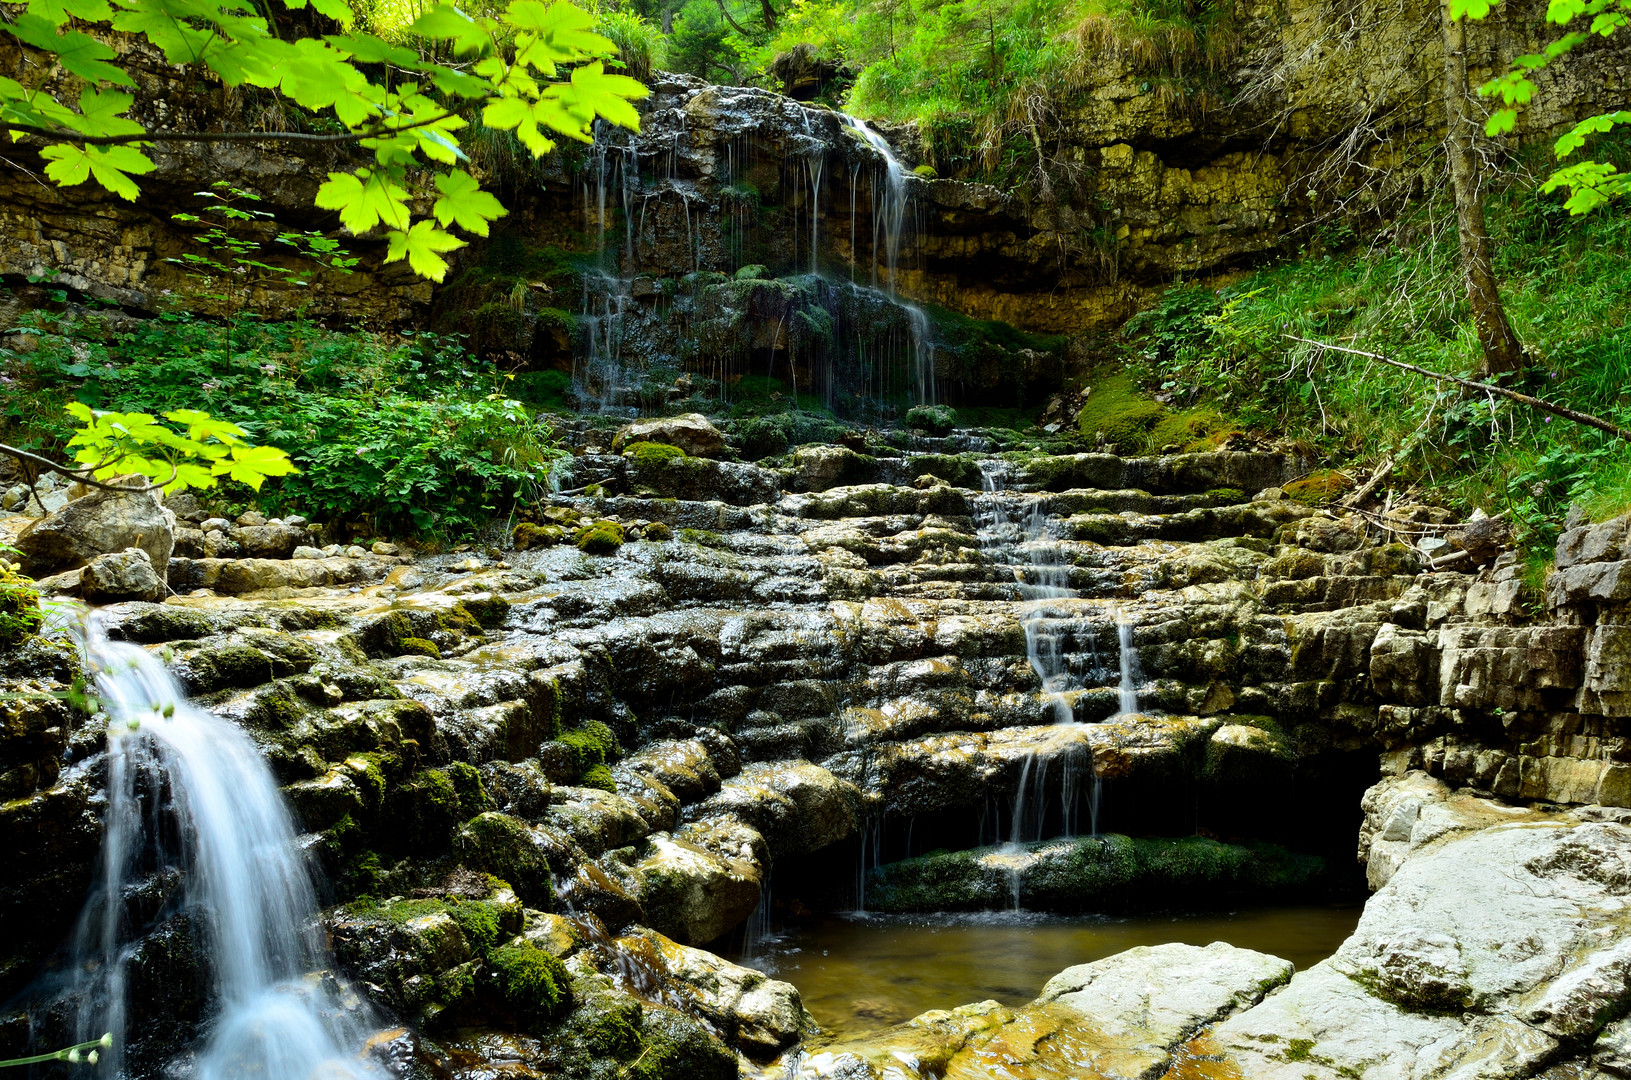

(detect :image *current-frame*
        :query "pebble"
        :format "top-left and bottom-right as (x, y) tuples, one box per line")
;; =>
(371, 541), (400, 556)
(284, 515), (309, 528)
(292, 546), (326, 560)
(202, 518), (231, 532)
(236, 511), (268, 527)
(344, 545), (368, 558)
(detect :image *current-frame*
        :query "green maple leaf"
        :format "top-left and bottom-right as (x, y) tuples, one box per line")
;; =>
(212, 444), (299, 490)
(110, 0), (213, 64)
(407, 4), (491, 53)
(567, 61), (645, 129)
(1449, 0), (1494, 16)
(384, 220), (465, 281)
(433, 169), (507, 235)
(7, 14), (135, 84)
(1554, 110), (1631, 157)
(315, 168), (409, 232)
(165, 408), (247, 444)
(40, 143), (155, 200)
(166, 461), (219, 494)
(69, 87), (145, 138)
(27, 0), (115, 27)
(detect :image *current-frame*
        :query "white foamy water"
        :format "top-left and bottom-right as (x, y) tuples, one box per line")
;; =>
(71, 613), (382, 1080)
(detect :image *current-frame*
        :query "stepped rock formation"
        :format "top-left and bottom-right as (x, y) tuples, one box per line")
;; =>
(6, 426), (1631, 1076)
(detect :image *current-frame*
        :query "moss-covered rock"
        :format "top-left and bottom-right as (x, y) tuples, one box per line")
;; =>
(1284, 470), (1354, 505)
(513, 522), (567, 550)
(575, 521), (626, 555)
(640, 521), (673, 542)
(455, 812), (554, 908)
(1076, 373), (1165, 448)
(623, 441), (688, 467)
(906, 404), (956, 435)
(486, 943), (572, 1031)
(397, 636), (442, 659)
(863, 834), (1327, 914)
(557, 720), (620, 780)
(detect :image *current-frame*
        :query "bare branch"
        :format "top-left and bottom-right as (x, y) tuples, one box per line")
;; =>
(1285, 335), (1631, 440)
(0, 444), (165, 493)
(1, 109), (465, 149)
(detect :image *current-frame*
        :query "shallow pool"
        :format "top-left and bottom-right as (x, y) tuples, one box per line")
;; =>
(727, 905), (1362, 1041)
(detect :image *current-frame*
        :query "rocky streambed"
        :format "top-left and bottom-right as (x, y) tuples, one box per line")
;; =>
(4, 416), (1631, 1079)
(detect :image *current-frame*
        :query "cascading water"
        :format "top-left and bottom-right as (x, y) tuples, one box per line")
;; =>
(975, 463), (1099, 905)
(844, 117), (909, 297)
(69, 614), (380, 1080)
(1115, 610), (1144, 717)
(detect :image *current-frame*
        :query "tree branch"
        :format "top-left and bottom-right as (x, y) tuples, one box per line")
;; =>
(1, 109), (465, 148)
(0, 444), (167, 494)
(1284, 335), (1631, 441)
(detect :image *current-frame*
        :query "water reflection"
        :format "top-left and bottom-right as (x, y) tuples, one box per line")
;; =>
(730, 905), (1360, 1041)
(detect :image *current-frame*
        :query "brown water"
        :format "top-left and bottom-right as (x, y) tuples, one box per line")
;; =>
(730, 905), (1361, 1041)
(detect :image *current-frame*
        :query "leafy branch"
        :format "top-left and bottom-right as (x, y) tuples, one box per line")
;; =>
(0, 0), (652, 281)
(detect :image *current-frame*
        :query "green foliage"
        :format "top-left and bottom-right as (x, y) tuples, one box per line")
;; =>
(0, 315), (564, 534)
(1474, 0), (1630, 214)
(597, 9), (666, 81)
(0, 558), (42, 649)
(1127, 170), (1631, 556)
(488, 945), (571, 1031)
(0, 0), (650, 283)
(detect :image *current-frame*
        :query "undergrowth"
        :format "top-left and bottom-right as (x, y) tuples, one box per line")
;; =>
(1112, 154), (1631, 557)
(0, 314), (565, 536)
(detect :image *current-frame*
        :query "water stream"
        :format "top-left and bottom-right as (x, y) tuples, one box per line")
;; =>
(69, 615), (379, 1080)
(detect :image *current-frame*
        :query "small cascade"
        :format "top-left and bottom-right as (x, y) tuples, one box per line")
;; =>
(1116, 610), (1145, 717)
(977, 462), (1102, 863)
(844, 117), (911, 296)
(70, 614), (380, 1080)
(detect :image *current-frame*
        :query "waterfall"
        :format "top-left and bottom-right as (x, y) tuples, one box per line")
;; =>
(844, 117), (910, 297)
(70, 614), (380, 1080)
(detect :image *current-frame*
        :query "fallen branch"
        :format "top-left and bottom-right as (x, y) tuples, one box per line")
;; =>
(0, 444), (172, 495)
(1284, 336), (1631, 441)
(1341, 455), (1394, 509)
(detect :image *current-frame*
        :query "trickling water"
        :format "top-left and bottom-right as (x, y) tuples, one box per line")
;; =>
(976, 463), (1101, 871)
(70, 613), (380, 1080)
(854, 813), (885, 914)
(844, 116), (911, 297)
(1116, 611), (1143, 717)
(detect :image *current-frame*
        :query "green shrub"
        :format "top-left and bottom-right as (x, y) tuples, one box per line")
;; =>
(487, 945), (571, 1031)
(0, 564), (43, 648)
(574, 521), (625, 555)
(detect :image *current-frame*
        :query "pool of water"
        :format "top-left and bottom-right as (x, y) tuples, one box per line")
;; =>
(728, 905), (1362, 1041)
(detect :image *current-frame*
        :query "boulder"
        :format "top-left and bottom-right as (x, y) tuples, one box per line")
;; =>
(612, 413), (726, 457)
(15, 483), (174, 579)
(616, 832), (762, 946)
(618, 926), (806, 1059)
(80, 548), (165, 603)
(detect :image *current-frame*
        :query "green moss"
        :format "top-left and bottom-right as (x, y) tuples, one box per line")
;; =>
(1076, 373), (1166, 449)
(389, 768), (460, 853)
(640, 521), (673, 542)
(1284, 1038), (1317, 1062)
(446, 760), (494, 820)
(488, 945), (572, 1031)
(574, 521), (625, 555)
(1205, 487), (1247, 504)
(557, 720), (620, 777)
(912, 163), (938, 179)
(398, 636), (442, 659)
(678, 528), (727, 548)
(1283, 470), (1354, 505)
(459, 595), (512, 629)
(905, 404), (956, 435)
(624, 441), (687, 466)
(513, 522), (567, 550)
(734, 264), (769, 280)
(1150, 406), (1240, 451)
(341, 850), (383, 897)
(580, 763), (616, 792)
(455, 812), (554, 908)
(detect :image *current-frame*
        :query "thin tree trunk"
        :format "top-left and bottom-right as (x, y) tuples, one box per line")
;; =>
(1441, 0), (1526, 376)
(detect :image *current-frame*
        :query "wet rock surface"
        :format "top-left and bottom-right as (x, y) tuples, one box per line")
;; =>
(6, 429), (1631, 1078)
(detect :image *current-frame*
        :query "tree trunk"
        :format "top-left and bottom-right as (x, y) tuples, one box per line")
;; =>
(1441, 0), (1526, 376)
